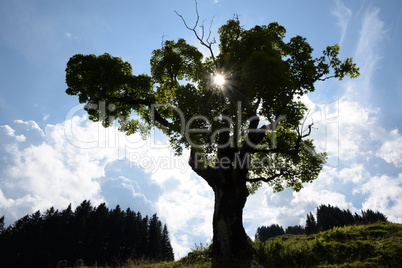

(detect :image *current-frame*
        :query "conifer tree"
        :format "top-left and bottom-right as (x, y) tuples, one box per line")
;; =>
(285, 225), (305, 235)
(0, 201), (174, 268)
(161, 224), (175, 261)
(305, 212), (317, 235)
(255, 224), (285, 241)
(148, 213), (163, 260)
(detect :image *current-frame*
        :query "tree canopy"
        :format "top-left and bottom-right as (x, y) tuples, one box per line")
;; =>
(66, 18), (358, 194)
(65, 16), (359, 266)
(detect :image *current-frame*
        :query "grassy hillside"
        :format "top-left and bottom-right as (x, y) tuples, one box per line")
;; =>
(253, 221), (402, 267)
(74, 222), (402, 267)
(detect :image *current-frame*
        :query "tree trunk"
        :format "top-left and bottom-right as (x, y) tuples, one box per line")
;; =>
(210, 173), (255, 267)
(189, 148), (254, 266)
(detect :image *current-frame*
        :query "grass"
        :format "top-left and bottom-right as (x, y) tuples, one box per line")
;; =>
(253, 221), (402, 267)
(72, 222), (402, 268)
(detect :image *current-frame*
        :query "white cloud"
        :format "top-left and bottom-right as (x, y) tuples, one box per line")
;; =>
(0, 124), (26, 142)
(0, 120), (107, 223)
(301, 95), (378, 166)
(351, 7), (387, 97)
(0, 116), (215, 259)
(65, 32), (78, 39)
(338, 163), (370, 184)
(1, 3), (401, 262)
(357, 174), (402, 223)
(332, 0), (352, 45)
(338, 99), (377, 161)
(43, 114), (50, 121)
(376, 129), (402, 167)
(155, 173), (214, 258)
(290, 167), (353, 211)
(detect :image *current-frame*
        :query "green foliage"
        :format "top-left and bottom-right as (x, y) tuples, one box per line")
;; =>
(255, 204), (389, 241)
(65, 17), (359, 195)
(178, 243), (212, 266)
(131, 223), (402, 268)
(56, 223), (402, 267)
(65, 17), (360, 263)
(254, 222), (402, 268)
(66, 53), (153, 131)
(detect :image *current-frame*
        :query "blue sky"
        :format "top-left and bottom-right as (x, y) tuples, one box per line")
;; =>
(1, 0), (402, 259)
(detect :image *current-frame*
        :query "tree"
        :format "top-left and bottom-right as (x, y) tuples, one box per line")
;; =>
(360, 209), (387, 224)
(255, 224), (285, 241)
(285, 225), (305, 235)
(0, 202), (174, 268)
(161, 224), (175, 261)
(305, 212), (317, 235)
(0, 216), (4, 233)
(65, 14), (358, 266)
(148, 213), (163, 260)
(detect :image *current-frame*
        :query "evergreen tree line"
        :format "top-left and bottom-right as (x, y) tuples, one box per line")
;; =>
(0, 200), (174, 268)
(305, 204), (388, 234)
(255, 204), (388, 241)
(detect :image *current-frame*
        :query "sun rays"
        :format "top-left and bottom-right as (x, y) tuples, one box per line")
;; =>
(213, 73), (226, 87)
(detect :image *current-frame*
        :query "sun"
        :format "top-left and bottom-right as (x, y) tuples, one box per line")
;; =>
(213, 74), (226, 87)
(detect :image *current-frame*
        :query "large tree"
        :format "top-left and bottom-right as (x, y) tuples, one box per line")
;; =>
(65, 16), (358, 266)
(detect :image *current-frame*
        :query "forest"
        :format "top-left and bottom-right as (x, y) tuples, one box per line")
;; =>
(255, 204), (388, 241)
(0, 200), (174, 268)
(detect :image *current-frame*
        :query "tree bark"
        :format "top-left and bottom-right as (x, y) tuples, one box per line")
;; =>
(189, 148), (254, 266)
(209, 172), (255, 267)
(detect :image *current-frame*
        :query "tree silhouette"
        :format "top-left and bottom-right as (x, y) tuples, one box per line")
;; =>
(285, 225), (305, 235)
(360, 209), (388, 224)
(0, 201), (174, 268)
(306, 212), (318, 235)
(65, 14), (359, 265)
(254, 205), (389, 241)
(255, 224), (285, 241)
(161, 224), (175, 261)
(304, 204), (388, 235)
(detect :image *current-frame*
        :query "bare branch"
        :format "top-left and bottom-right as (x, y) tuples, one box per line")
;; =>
(250, 147), (297, 155)
(301, 122), (314, 138)
(161, 34), (167, 48)
(318, 75), (336, 81)
(175, 0), (218, 68)
(246, 170), (287, 183)
(207, 16), (217, 45)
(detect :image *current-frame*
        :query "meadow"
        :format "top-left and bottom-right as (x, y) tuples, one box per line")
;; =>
(71, 221), (402, 268)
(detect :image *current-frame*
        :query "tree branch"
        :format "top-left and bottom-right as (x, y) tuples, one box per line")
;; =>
(175, 0), (218, 68)
(188, 147), (217, 188)
(106, 96), (171, 128)
(246, 121), (314, 156)
(246, 170), (287, 183)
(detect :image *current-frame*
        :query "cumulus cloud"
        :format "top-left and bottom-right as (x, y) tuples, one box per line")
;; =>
(0, 115), (214, 259)
(1, 3), (401, 263)
(0, 119), (107, 224)
(358, 174), (402, 223)
(243, 4), (402, 233)
(376, 129), (402, 167)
